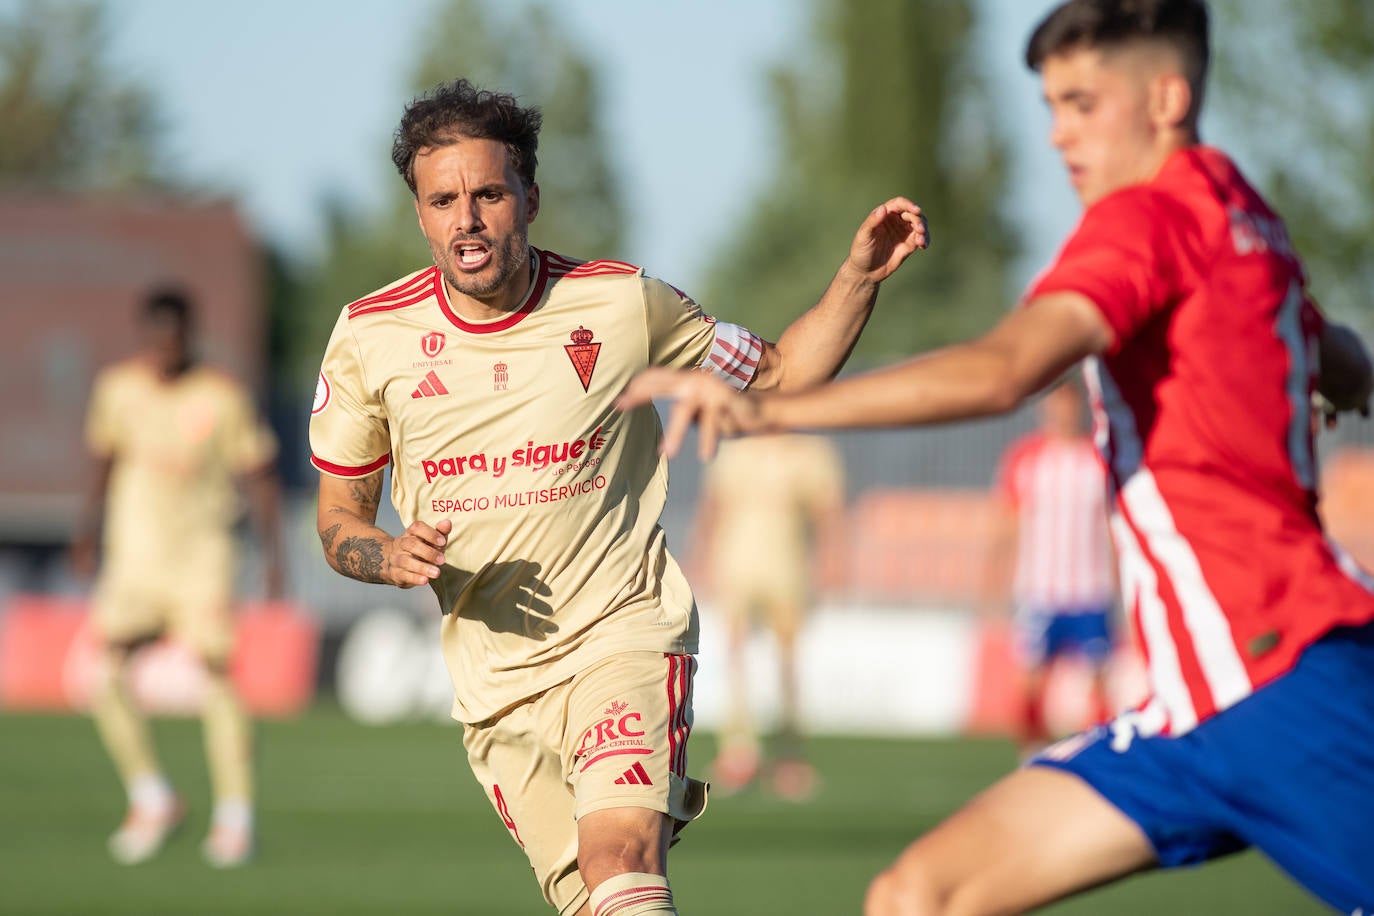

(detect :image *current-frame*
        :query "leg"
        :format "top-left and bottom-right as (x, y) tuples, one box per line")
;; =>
(864, 766), (1156, 915)
(92, 640), (185, 864)
(577, 807), (675, 915)
(769, 610), (817, 800)
(199, 656), (254, 867)
(712, 604), (759, 792)
(567, 653), (707, 915)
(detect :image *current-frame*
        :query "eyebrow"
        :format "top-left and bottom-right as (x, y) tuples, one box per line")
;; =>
(426, 183), (508, 205)
(1045, 88), (1094, 106)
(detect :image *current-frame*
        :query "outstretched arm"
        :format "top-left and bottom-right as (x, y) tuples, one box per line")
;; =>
(750, 198), (930, 392)
(316, 471), (449, 589)
(620, 292), (1113, 459)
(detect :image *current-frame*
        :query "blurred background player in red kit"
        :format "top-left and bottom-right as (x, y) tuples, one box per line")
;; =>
(981, 378), (1117, 757)
(693, 433), (845, 800)
(621, 0), (1374, 910)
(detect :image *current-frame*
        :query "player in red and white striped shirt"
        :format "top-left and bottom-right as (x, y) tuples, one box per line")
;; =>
(623, 2), (1374, 910)
(985, 379), (1116, 754)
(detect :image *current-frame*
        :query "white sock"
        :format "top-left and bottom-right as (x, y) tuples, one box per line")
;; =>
(129, 773), (175, 815)
(211, 797), (254, 832)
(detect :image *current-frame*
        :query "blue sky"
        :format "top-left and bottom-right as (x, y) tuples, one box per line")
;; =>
(81, 0), (1076, 294)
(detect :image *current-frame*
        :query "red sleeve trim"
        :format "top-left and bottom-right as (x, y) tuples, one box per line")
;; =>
(311, 452), (390, 478)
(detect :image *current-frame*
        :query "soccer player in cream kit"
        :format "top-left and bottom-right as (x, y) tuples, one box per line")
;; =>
(310, 80), (927, 916)
(622, 1), (1374, 912)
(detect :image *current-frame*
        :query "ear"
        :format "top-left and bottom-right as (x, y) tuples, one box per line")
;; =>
(525, 182), (540, 225)
(1150, 72), (1193, 129)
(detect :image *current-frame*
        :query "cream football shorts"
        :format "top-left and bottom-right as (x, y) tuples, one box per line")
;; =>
(92, 538), (237, 662)
(462, 651), (709, 915)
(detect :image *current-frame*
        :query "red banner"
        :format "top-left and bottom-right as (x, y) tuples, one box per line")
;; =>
(0, 595), (320, 717)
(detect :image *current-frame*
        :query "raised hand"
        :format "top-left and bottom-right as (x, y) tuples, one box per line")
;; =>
(846, 197), (929, 283)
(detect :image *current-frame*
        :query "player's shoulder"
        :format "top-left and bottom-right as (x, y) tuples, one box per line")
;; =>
(540, 248), (645, 283)
(344, 266), (441, 321)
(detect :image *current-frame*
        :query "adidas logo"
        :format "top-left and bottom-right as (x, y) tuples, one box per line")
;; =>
(614, 762), (653, 786)
(411, 370), (450, 399)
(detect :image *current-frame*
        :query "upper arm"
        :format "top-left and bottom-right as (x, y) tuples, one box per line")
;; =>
(976, 292), (1114, 402)
(643, 276), (764, 389)
(309, 311), (391, 476)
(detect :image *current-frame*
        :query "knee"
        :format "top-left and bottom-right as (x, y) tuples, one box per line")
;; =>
(864, 856), (943, 916)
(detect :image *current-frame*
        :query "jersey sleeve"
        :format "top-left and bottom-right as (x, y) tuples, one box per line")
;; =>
(83, 369), (120, 458)
(643, 276), (764, 390)
(1026, 190), (1189, 348)
(309, 310), (391, 478)
(220, 383), (278, 474)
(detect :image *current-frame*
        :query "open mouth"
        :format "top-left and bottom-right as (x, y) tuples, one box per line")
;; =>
(453, 242), (492, 271)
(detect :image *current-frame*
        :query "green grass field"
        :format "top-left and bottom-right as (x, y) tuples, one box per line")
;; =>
(0, 707), (1325, 914)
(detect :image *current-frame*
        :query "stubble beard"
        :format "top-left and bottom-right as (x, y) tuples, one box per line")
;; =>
(433, 230), (530, 305)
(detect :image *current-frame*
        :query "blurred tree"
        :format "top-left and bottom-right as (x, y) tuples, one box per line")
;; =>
(1211, 0), (1374, 329)
(0, 0), (164, 189)
(700, 0), (1016, 364)
(283, 0), (624, 387)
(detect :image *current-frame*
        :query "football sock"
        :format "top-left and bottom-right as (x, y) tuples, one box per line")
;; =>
(129, 772), (176, 816)
(201, 669), (253, 807)
(91, 657), (163, 799)
(589, 872), (676, 915)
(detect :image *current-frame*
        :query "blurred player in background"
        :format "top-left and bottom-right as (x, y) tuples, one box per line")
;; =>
(70, 288), (284, 868)
(982, 378), (1116, 757)
(621, 0), (1374, 911)
(695, 434), (845, 800)
(309, 80), (926, 916)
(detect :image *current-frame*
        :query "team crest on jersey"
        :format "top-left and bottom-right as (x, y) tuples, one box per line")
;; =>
(493, 362), (509, 392)
(312, 371), (331, 415)
(564, 326), (601, 392)
(420, 331), (446, 358)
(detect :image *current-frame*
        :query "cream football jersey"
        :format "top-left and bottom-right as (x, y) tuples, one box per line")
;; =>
(86, 359), (278, 574)
(310, 249), (765, 723)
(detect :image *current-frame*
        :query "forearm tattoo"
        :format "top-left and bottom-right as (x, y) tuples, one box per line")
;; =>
(318, 523), (342, 553)
(336, 536), (386, 583)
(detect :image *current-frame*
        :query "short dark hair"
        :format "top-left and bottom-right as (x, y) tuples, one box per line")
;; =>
(1025, 0), (1209, 96)
(391, 78), (543, 196)
(142, 287), (193, 329)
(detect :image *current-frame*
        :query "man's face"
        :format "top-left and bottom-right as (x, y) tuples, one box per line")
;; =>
(1040, 47), (1166, 206)
(412, 137), (539, 305)
(142, 316), (189, 377)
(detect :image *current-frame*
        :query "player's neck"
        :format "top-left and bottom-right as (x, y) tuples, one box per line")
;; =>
(443, 256), (535, 323)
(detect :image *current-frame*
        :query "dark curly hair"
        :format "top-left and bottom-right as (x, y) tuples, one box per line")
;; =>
(1025, 0), (1209, 92)
(391, 79), (543, 196)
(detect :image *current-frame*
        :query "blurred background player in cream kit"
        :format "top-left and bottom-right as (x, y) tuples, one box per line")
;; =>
(70, 288), (284, 868)
(308, 79), (927, 915)
(694, 433), (845, 800)
(982, 378), (1117, 758)
(620, 0), (1374, 911)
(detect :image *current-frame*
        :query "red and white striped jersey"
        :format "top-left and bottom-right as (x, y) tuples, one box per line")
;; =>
(996, 432), (1114, 611)
(1028, 146), (1374, 736)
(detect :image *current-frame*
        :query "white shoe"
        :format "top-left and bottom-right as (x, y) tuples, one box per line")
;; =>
(108, 799), (186, 865)
(201, 824), (254, 868)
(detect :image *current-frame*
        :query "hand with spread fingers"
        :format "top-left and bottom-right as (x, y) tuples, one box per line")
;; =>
(617, 368), (767, 460)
